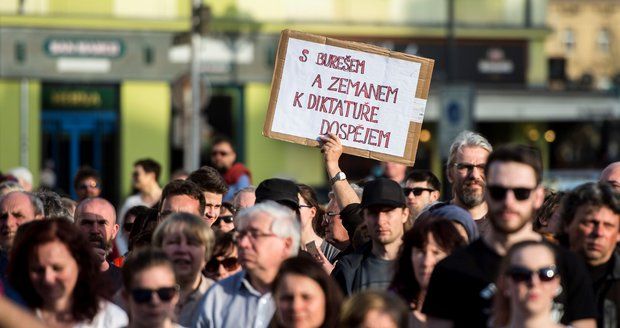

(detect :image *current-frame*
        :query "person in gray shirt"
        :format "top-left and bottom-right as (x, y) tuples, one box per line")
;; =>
(193, 201), (300, 328)
(331, 178), (409, 295)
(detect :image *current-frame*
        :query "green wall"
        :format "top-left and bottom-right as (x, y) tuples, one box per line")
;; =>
(244, 83), (324, 185)
(0, 79), (40, 186)
(120, 81), (170, 199)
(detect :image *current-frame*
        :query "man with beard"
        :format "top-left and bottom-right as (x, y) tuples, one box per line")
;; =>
(563, 182), (620, 328)
(194, 202), (299, 328)
(75, 197), (122, 296)
(209, 137), (251, 202)
(331, 178), (409, 296)
(446, 130), (493, 237)
(424, 145), (596, 328)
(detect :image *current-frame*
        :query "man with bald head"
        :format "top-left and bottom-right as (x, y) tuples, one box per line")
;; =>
(601, 162), (620, 192)
(75, 197), (122, 295)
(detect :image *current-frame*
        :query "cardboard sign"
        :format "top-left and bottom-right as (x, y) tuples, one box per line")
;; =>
(263, 30), (434, 165)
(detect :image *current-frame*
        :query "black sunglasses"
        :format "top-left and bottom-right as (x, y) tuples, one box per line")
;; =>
(403, 187), (435, 197)
(506, 266), (558, 284)
(130, 286), (179, 304)
(205, 257), (239, 273)
(216, 216), (234, 224)
(487, 186), (535, 201)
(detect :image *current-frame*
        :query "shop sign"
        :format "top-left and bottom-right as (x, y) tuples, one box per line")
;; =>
(42, 85), (118, 110)
(44, 38), (125, 58)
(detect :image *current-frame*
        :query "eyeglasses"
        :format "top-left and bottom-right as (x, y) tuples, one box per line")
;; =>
(403, 187), (435, 197)
(487, 185), (535, 201)
(77, 182), (99, 190)
(205, 257), (240, 273)
(454, 163), (486, 174)
(506, 266), (558, 284)
(322, 211), (339, 225)
(237, 229), (277, 241)
(211, 151), (230, 157)
(130, 286), (179, 304)
(216, 216), (234, 224)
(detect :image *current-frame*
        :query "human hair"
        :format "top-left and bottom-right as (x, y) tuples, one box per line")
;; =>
(339, 290), (410, 328)
(492, 240), (559, 327)
(298, 184), (325, 234)
(124, 205), (150, 225)
(7, 218), (103, 322)
(134, 158), (161, 181)
(232, 186), (256, 210)
(0, 180), (23, 195)
(158, 179), (206, 216)
(221, 202), (235, 215)
(405, 169), (441, 192)
(2, 191), (45, 218)
(128, 207), (159, 251)
(272, 256), (343, 328)
(211, 136), (234, 150)
(212, 231), (236, 258)
(188, 166), (228, 195)
(34, 190), (70, 220)
(533, 189), (566, 232)
(60, 197), (77, 221)
(122, 247), (175, 290)
(236, 201), (300, 256)
(447, 130), (493, 168)
(560, 182), (620, 230)
(390, 217), (466, 305)
(73, 166), (100, 191)
(152, 212), (215, 262)
(485, 144), (543, 185)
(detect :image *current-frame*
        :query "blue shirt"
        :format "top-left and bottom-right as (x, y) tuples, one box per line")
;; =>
(193, 270), (274, 328)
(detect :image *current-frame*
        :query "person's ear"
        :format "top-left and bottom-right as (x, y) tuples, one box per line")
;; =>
(431, 191), (440, 201)
(533, 186), (545, 210)
(401, 207), (409, 224)
(282, 237), (293, 258)
(112, 223), (120, 239)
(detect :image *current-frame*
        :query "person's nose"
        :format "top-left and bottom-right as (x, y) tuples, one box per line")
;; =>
(43, 267), (56, 285)
(590, 223), (604, 238)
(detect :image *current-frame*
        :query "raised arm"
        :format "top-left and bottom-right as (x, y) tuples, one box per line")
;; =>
(319, 133), (360, 208)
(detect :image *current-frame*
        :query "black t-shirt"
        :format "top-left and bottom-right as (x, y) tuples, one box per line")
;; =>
(100, 262), (123, 299)
(422, 238), (596, 327)
(588, 253), (620, 328)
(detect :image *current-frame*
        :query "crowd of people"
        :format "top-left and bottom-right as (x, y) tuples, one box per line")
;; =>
(0, 132), (619, 328)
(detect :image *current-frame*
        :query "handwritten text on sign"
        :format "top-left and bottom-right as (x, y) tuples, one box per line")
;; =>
(271, 38), (425, 157)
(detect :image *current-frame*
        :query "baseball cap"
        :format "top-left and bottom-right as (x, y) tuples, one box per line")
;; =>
(361, 178), (406, 209)
(255, 178), (300, 210)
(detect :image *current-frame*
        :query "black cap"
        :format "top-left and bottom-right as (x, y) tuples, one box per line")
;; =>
(255, 178), (300, 210)
(361, 178), (406, 209)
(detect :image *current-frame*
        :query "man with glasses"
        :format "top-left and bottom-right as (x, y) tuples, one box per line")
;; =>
(194, 201), (299, 328)
(73, 166), (102, 201)
(404, 169), (441, 221)
(424, 144), (596, 328)
(446, 130), (493, 237)
(563, 182), (620, 327)
(210, 137), (252, 202)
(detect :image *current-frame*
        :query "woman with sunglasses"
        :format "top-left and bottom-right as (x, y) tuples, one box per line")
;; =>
(492, 240), (564, 328)
(122, 248), (181, 328)
(211, 202), (235, 233)
(8, 218), (128, 327)
(390, 217), (466, 327)
(204, 231), (242, 281)
(152, 212), (215, 326)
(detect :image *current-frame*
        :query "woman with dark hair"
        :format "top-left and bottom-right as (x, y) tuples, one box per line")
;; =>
(8, 218), (127, 327)
(271, 256), (343, 328)
(122, 248), (181, 328)
(390, 217), (466, 327)
(298, 184), (340, 264)
(128, 207), (159, 252)
(492, 240), (563, 328)
(204, 231), (241, 281)
(339, 290), (410, 328)
(211, 202), (235, 233)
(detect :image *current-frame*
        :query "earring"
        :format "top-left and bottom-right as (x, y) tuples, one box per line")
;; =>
(554, 286), (563, 297)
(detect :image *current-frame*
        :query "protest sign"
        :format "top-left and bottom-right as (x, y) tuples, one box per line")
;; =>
(263, 30), (434, 165)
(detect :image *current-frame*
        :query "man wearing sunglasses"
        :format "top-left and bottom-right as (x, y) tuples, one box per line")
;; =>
(424, 144), (596, 328)
(73, 166), (101, 201)
(563, 182), (620, 328)
(194, 201), (299, 328)
(404, 170), (441, 221)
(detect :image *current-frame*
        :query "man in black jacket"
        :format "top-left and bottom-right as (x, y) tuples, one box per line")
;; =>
(563, 182), (620, 328)
(331, 178), (409, 295)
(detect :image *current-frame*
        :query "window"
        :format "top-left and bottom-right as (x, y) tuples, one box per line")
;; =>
(563, 28), (575, 53)
(598, 28), (611, 53)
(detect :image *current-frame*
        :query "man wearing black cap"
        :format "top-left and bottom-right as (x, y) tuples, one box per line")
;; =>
(254, 178), (300, 219)
(331, 178), (409, 296)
